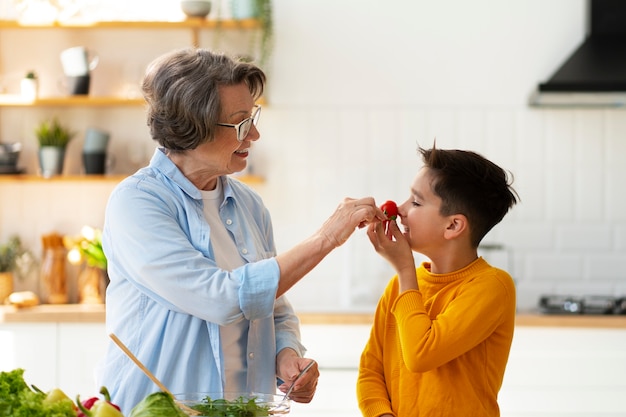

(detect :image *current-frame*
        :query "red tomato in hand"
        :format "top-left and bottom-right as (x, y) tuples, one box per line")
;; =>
(380, 200), (398, 220)
(380, 200), (398, 239)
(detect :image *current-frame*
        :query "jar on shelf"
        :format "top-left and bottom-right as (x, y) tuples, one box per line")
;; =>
(77, 265), (105, 304)
(0, 271), (14, 303)
(40, 233), (68, 304)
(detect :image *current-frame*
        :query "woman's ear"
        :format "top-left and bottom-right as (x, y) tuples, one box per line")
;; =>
(443, 214), (468, 240)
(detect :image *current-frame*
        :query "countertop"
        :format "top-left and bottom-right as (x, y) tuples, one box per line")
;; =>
(2, 304), (626, 328)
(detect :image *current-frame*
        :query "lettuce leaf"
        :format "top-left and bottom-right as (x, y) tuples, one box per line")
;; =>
(129, 391), (187, 417)
(0, 368), (76, 417)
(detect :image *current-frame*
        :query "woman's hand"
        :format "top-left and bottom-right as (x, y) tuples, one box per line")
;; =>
(276, 350), (319, 403)
(275, 196), (385, 297)
(319, 197), (385, 248)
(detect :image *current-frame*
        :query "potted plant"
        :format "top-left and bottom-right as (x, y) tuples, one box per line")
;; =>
(35, 117), (75, 177)
(229, 0), (273, 69)
(64, 226), (108, 304)
(0, 236), (26, 302)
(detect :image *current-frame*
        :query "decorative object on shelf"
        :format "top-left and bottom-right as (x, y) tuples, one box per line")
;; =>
(0, 236), (22, 303)
(180, 0), (212, 18)
(0, 142), (22, 174)
(0, 235), (36, 303)
(59, 46), (99, 95)
(82, 127), (110, 175)
(64, 225), (108, 304)
(230, 0), (273, 68)
(35, 117), (75, 177)
(40, 232), (67, 304)
(20, 70), (38, 101)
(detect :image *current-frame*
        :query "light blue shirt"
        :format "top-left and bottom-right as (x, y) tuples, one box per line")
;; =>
(95, 148), (305, 414)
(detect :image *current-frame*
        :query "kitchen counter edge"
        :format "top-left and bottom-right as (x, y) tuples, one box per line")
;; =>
(2, 305), (626, 328)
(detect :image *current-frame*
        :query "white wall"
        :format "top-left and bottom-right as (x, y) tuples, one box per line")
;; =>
(2, 0), (626, 312)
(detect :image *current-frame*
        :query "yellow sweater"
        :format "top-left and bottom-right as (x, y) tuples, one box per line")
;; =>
(357, 258), (516, 417)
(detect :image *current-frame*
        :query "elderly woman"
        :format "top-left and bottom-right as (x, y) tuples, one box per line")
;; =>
(95, 47), (382, 414)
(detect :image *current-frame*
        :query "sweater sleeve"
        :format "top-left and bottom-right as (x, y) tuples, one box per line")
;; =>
(392, 268), (515, 373)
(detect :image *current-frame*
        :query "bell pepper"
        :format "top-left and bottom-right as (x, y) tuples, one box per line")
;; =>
(77, 386), (122, 417)
(43, 387), (73, 405)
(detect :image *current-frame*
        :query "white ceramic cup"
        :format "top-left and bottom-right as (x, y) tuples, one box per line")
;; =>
(60, 46), (99, 77)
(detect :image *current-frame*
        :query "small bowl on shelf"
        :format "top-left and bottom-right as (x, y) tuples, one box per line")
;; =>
(180, 0), (212, 18)
(175, 392), (291, 416)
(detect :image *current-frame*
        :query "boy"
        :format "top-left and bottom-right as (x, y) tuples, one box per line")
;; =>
(357, 145), (519, 417)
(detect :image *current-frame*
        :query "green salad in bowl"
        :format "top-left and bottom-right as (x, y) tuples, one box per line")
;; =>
(175, 392), (291, 416)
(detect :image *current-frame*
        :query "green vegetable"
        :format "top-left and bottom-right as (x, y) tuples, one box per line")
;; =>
(0, 368), (76, 417)
(128, 391), (187, 417)
(190, 396), (270, 417)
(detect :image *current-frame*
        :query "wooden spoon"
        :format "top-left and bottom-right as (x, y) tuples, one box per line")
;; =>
(108, 333), (202, 416)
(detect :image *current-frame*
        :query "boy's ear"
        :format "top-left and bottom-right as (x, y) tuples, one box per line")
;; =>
(443, 214), (468, 239)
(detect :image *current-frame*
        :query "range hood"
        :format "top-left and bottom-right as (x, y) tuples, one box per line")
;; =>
(530, 0), (626, 107)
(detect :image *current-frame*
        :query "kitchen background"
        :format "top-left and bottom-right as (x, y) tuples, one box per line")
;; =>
(0, 0), (625, 313)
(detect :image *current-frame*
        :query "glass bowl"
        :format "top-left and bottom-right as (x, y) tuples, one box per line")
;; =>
(175, 392), (290, 416)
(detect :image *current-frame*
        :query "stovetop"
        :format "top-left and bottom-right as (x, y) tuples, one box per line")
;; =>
(539, 295), (626, 315)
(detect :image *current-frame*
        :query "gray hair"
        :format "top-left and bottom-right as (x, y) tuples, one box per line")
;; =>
(141, 47), (266, 151)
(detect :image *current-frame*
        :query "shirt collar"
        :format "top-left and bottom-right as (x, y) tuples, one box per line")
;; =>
(150, 147), (235, 201)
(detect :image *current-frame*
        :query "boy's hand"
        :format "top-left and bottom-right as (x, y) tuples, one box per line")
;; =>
(368, 220), (418, 291)
(367, 220), (414, 272)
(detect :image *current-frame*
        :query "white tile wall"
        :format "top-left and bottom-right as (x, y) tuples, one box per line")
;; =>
(1, 0), (625, 311)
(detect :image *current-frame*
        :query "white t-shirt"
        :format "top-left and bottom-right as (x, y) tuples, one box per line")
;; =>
(200, 180), (249, 392)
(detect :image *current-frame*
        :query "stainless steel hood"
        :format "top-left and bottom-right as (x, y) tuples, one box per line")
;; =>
(530, 0), (626, 108)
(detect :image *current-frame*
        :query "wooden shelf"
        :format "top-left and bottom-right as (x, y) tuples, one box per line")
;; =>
(231, 174), (265, 184)
(0, 174), (265, 184)
(0, 174), (127, 182)
(0, 95), (145, 107)
(0, 18), (261, 47)
(0, 18), (261, 30)
(0, 95), (265, 108)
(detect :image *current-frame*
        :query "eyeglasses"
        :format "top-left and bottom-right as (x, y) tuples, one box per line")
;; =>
(216, 104), (262, 142)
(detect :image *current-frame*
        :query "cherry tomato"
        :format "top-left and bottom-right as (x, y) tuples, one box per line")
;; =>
(380, 200), (398, 220)
(380, 200), (398, 239)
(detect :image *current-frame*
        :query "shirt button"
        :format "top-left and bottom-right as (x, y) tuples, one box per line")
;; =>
(242, 248), (248, 254)
(249, 352), (254, 359)
(226, 219), (233, 225)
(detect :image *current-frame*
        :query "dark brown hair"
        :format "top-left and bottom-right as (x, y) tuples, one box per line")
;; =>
(420, 145), (519, 247)
(142, 47), (266, 151)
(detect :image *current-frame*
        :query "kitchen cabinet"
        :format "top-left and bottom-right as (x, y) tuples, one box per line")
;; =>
(295, 321), (626, 417)
(6, 307), (624, 416)
(0, 323), (57, 390)
(0, 322), (108, 398)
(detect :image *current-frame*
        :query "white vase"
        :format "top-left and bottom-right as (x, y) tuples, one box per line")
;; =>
(20, 78), (38, 100)
(39, 146), (66, 177)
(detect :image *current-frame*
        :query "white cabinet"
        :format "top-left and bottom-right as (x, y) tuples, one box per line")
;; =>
(0, 322), (107, 398)
(0, 323), (57, 389)
(57, 323), (109, 398)
(295, 324), (626, 417)
(292, 324), (370, 417)
(499, 327), (626, 417)
(2, 320), (626, 417)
